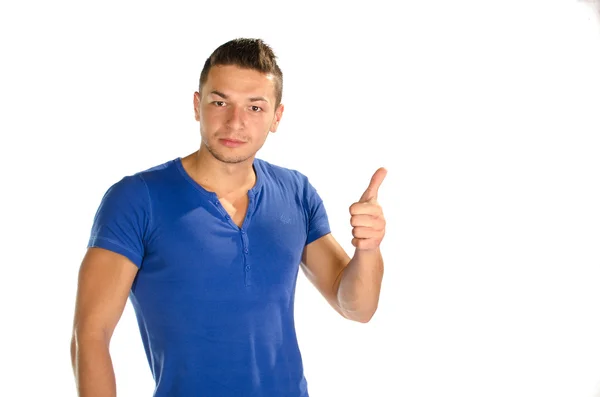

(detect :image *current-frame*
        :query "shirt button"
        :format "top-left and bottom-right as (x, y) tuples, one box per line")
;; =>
(241, 230), (245, 234)
(244, 248), (249, 254)
(245, 265), (251, 271)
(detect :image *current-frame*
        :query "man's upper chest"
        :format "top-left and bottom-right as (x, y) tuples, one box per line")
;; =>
(144, 186), (309, 293)
(218, 193), (249, 228)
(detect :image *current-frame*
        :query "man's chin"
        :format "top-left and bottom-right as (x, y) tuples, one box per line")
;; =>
(219, 156), (252, 164)
(203, 141), (256, 164)
(211, 149), (253, 165)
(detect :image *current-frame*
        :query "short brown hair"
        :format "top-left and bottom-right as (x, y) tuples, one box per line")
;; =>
(199, 38), (283, 107)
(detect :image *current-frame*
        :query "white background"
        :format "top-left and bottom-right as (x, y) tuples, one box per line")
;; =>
(1, 1), (600, 396)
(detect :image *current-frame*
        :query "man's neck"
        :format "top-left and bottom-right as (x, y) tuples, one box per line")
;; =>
(187, 149), (256, 196)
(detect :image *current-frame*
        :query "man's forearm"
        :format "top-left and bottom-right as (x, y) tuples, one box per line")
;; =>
(71, 335), (117, 397)
(337, 248), (384, 322)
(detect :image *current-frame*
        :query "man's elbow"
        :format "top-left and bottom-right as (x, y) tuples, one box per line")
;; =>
(354, 310), (377, 323)
(355, 315), (374, 324)
(340, 305), (378, 323)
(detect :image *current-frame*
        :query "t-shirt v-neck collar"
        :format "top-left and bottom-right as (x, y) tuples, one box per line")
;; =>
(174, 157), (264, 200)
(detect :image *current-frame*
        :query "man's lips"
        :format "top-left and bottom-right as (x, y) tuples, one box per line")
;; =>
(219, 138), (246, 147)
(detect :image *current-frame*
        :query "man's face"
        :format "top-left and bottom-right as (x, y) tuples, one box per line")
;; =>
(194, 65), (284, 164)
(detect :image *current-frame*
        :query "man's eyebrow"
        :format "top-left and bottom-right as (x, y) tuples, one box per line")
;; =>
(210, 90), (228, 99)
(249, 96), (268, 103)
(209, 90), (268, 103)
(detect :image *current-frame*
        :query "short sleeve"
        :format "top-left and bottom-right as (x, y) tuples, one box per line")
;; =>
(304, 177), (331, 245)
(87, 174), (151, 268)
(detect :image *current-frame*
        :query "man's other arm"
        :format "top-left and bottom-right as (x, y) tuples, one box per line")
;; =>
(70, 247), (139, 397)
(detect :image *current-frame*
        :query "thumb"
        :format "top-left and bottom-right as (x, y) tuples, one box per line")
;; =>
(359, 167), (387, 202)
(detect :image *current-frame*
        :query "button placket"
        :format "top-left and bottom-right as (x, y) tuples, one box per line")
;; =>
(241, 229), (251, 286)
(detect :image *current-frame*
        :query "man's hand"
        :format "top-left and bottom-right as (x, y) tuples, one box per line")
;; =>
(349, 167), (387, 250)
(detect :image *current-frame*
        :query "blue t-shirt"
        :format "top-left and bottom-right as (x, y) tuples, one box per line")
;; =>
(87, 157), (331, 397)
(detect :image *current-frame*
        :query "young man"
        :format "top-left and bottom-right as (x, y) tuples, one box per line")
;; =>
(71, 38), (387, 397)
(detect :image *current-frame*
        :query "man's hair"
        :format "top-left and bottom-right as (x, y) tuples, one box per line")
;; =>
(199, 38), (283, 107)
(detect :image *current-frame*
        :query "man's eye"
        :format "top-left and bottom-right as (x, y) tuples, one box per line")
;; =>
(214, 101), (225, 107)
(251, 106), (262, 112)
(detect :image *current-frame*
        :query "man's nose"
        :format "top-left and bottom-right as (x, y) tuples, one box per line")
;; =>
(226, 106), (245, 129)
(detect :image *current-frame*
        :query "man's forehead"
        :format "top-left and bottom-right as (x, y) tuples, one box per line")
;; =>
(208, 65), (274, 83)
(204, 66), (276, 99)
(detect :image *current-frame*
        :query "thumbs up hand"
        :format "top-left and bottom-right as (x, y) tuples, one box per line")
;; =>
(349, 168), (387, 251)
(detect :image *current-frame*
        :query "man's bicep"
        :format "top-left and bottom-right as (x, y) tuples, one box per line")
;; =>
(72, 247), (139, 341)
(300, 233), (351, 315)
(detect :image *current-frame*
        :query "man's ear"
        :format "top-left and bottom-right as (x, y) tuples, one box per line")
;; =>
(270, 103), (284, 132)
(193, 92), (201, 122)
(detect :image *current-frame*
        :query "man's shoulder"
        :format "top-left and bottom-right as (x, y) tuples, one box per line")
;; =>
(255, 157), (309, 185)
(136, 157), (179, 180)
(104, 157), (179, 195)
